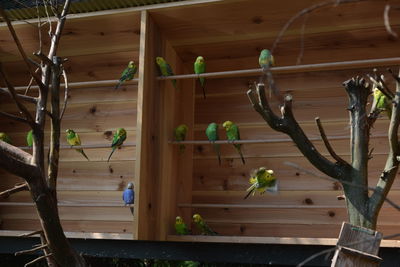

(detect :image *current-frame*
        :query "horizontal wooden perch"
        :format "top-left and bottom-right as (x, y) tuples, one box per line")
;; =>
(178, 203), (344, 209)
(170, 133), (388, 145)
(12, 57), (400, 90)
(14, 79), (139, 91)
(158, 57), (400, 81)
(17, 142), (136, 150)
(0, 202), (134, 207)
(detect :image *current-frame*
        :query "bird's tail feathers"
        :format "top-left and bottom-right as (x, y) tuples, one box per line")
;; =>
(107, 147), (117, 162)
(266, 180), (279, 194)
(244, 184), (256, 199)
(199, 77), (206, 99)
(77, 149), (90, 161)
(115, 81), (122, 90)
(129, 206), (134, 215)
(237, 147), (245, 165)
(172, 79), (178, 89)
(213, 144), (221, 166)
(179, 144), (185, 154)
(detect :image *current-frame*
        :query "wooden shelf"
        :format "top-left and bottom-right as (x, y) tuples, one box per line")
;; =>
(167, 235), (400, 248)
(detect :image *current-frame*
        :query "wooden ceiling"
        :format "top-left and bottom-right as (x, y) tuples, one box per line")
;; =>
(0, 0), (399, 72)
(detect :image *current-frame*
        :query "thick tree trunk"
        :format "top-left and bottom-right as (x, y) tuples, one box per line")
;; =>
(29, 179), (86, 267)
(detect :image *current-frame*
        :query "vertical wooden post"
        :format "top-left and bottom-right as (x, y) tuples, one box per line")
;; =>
(135, 10), (194, 240)
(331, 222), (382, 266)
(134, 10), (162, 240)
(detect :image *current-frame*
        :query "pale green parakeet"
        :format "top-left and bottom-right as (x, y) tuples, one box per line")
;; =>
(115, 61), (137, 90)
(205, 122), (221, 166)
(194, 56), (206, 99)
(373, 86), (392, 119)
(0, 132), (12, 144)
(244, 167), (277, 199)
(174, 124), (188, 153)
(107, 128), (127, 162)
(66, 129), (89, 161)
(175, 216), (190, 235)
(193, 213), (217, 235)
(222, 120), (245, 165)
(259, 49), (275, 70)
(156, 57), (177, 89)
(26, 130), (33, 147)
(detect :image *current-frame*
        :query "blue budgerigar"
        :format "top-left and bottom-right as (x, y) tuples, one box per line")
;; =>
(123, 182), (135, 215)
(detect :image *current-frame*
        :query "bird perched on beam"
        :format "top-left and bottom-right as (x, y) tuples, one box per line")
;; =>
(156, 56), (177, 89)
(206, 122), (221, 166)
(175, 216), (190, 235)
(0, 132), (12, 144)
(107, 128), (127, 162)
(194, 56), (206, 99)
(66, 129), (89, 161)
(193, 213), (217, 235)
(222, 120), (245, 165)
(115, 61), (137, 90)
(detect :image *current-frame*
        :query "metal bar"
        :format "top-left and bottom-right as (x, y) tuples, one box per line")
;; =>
(178, 203), (344, 209)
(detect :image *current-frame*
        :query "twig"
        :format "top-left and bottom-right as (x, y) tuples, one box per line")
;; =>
(387, 68), (400, 83)
(0, 64), (36, 127)
(0, 111), (28, 124)
(15, 244), (48, 256)
(384, 4), (398, 39)
(0, 183), (28, 200)
(20, 230), (43, 238)
(24, 68), (40, 96)
(284, 161), (400, 212)
(271, 0), (368, 54)
(0, 8), (45, 91)
(60, 69), (69, 120)
(24, 253), (53, 267)
(0, 87), (37, 103)
(315, 117), (348, 165)
(34, 51), (53, 66)
(296, 14), (308, 65)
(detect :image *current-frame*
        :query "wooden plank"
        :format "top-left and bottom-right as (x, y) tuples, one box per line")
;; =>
(0, 230), (133, 240)
(134, 10), (163, 240)
(167, 235), (400, 247)
(2, 51), (140, 85)
(1, 219), (133, 233)
(189, 207), (400, 225)
(0, 161), (134, 191)
(192, 156), (400, 191)
(0, 206), (134, 221)
(156, 38), (195, 239)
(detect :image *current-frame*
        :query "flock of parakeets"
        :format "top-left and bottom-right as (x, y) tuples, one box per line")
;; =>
(175, 214), (218, 236)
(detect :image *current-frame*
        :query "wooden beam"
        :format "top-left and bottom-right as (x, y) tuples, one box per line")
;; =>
(134, 10), (163, 240)
(0, 230), (132, 240)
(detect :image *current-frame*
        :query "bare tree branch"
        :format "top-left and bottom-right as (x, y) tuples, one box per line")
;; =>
(24, 253), (53, 267)
(0, 183), (28, 200)
(0, 65), (36, 127)
(0, 87), (37, 104)
(60, 69), (69, 120)
(20, 230), (43, 238)
(0, 111), (29, 124)
(0, 141), (39, 179)
(315, 117), (348, 165)
(271, 0), (368, 53)
(15, 244), (48, 256)
(369, 69), (400, 217)
(247, 82), (350, 181)
(0, 8), (46, 91)
(384, 4), (398, 39)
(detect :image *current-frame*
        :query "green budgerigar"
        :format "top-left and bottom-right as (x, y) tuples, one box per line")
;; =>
(174, 124), (188, 153)
(175, 216), (190, 235)
(194, 56), (206, 99)
(26, 130), (33, 147)
(259, 49), (275, 70)
(107, 128), (127, 162)
(205, 122), (221, 166)
(244, 167), (277, 199)
(193, 213), (217, 235)
(222, 120), (245, 165)
(156, 57), (177, 89)
(373, 86), (392, 119)
(115, 61), (137, 90)
(66, 129), (89, 161)
(0, 132), (12, 144)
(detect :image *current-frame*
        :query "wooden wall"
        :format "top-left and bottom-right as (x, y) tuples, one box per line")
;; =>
(0, 11), (140, 236)
(0, 0), (400, 242)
